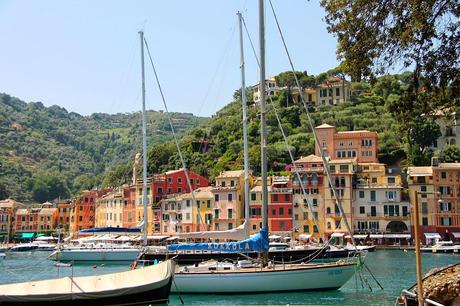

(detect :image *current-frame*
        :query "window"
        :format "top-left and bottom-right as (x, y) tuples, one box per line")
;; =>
(79, 206), (83, 211)
(421, 202), (428, 214)
(441, 171), (447, 179)
(280, 221), (286, 231)
(273, 194), (279, 202)
(272, 209), (277, 216)
(388, 177), (396, 184)
(190, 179), (194, 185)
(359, 206), (365, 214)
(303, 212), (308, 220)
(157, 187), (163, 194)
(228, 193), (233, 201)
(221, 181), (226, 187)
(288, 208), (292, 215)
(279, 207), (284, 215)
(312, 199), (317, 206)
(335, 220), (341, 229)
(439, 186), (451, 195)
(186, 200), (191, 207)
(303, 225), (310, 233)
(336, 87), (340, 96)
(167, 177), (172, 183)
(228, 209), (233, 219)
(284, 194), (290, 202)
(294, 214), (299, 220)
(253, 224), (257, 230)
(228, 223), (233, 230)
(214, 194), (219, 202)
(441, 217), (452, 226)
(402, 206), (408, 216)
(371, 206), (376, 217)
(251, 193), (256, 201)
(420, 185), (427, 192)
(186, 213), (190, 220)
(330, 165), (336, 172)
(359, 191), (365, 198)
(178, 177), (182, 184)
(370, 191), (376, 202)
(230, 180), (235, 187)
(440, 201), (452, 212)
(79, 216), (83, 222)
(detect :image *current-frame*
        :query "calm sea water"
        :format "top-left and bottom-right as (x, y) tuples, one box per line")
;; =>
(0, 250), (459, 305)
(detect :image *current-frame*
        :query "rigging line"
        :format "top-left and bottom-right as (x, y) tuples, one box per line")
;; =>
(143, 36), (206, 231)
(241, 12), (324, 241)
(267, 0), (355, 246)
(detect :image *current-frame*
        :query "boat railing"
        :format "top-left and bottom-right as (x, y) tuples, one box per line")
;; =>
(401, 289), (444, 306)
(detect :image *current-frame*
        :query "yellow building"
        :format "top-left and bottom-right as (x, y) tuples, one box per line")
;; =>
(132, 179), (153, 235)
(291, 155), (325, 240)
(0, 199), (23, 242)
(324, 159), (356, 238)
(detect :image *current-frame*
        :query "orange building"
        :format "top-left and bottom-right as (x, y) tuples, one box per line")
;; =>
(70, 189), (111, 235)
(56, 200), (72, 232)
(123, 186), (137, 228)
(315, 123), (378, 163)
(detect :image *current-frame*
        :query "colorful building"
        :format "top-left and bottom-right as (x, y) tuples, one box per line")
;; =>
(212, 170), (246, 231)
(122, 186), (137, 228)
(0, 199), (23, 242)
(56, 200), (72, 232)
(315, 123), (378, 163)
(323, 159), (356, 237)
(152, 169), (209, 204)
(95, 189), (126, 228)
(316, 77), (350, 106)
(70, 189), (111, 235)
(13, 203), (58, 237)
(353, 163), (409, 237)
(291, 155), (325, 239)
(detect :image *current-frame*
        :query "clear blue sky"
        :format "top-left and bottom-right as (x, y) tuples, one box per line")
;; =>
(0, 1), (340, 117)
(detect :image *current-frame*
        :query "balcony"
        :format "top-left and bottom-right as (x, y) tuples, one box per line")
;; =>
(291, 166), (324, 173)
(271, 188), (293, 193)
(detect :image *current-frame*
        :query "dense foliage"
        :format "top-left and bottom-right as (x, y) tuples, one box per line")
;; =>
(0, 93), (207, 202)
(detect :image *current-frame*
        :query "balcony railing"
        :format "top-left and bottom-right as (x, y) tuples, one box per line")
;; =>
(271, 188), (293, 193)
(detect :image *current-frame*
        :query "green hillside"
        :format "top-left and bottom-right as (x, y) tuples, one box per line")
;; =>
(121, 70), (452, 185)
(0, 93), (208, 202)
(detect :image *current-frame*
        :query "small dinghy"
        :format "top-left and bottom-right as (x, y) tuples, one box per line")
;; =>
(54, 262), (72, 268)
(0, 259), (175, 305)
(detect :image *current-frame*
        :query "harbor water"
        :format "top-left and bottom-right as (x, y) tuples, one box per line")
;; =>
(0, 249), (459, 305)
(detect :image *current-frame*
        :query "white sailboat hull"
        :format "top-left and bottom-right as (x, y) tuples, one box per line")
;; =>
(172, 262), (356, 293)
(50, 248), (141, 262)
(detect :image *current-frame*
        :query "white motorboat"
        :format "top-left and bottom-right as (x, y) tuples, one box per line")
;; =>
(420, 241), (460, 253)
(8, 243), (39, 252)
(171, 259), (356, 293)
(49, 243), (142, 262)
(0, 259), (175, 305)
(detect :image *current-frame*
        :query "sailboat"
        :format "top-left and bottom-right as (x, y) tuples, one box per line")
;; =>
(163, 3), (357, 294)
(0, 31), (176, 305)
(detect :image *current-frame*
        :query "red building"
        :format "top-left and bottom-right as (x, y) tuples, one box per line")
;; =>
(269, 176), (293, 234)
(152, 169), (209, 203)
(249, 176), (293, 235)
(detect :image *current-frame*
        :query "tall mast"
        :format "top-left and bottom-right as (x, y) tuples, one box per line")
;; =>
(139, 31), (148, 247)
(258, 0), (268, 261)
(238, 12), (250, 238)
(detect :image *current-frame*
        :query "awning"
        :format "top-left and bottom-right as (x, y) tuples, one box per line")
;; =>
(384, 234), (411, 239)
(147, 235), (168, 240)
(369, 234), (384, 239)
(424, 233), (441, 239)
(345, 234), (368, 239)
(331, 233), (345, 238)
(298, 234), (312, 240)
(21, 232), (35, 239)
(452, 232), (460, 238)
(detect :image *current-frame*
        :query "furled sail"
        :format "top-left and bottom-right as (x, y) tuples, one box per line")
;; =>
(178, 221), (248, 240)
(167, 227), (269, 253)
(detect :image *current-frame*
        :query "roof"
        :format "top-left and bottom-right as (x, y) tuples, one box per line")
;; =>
(295, 154), (323, 163)
(437, 163), (460, 169)
(336, 130), (372, 134)
(216, 170), (245, 178)
(16, 209), (29, 215)
(193, 186), (214, 198)
(38, 208), (57, 215)
(316, 123), (335, 129)
(408, 166), (433, 176)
